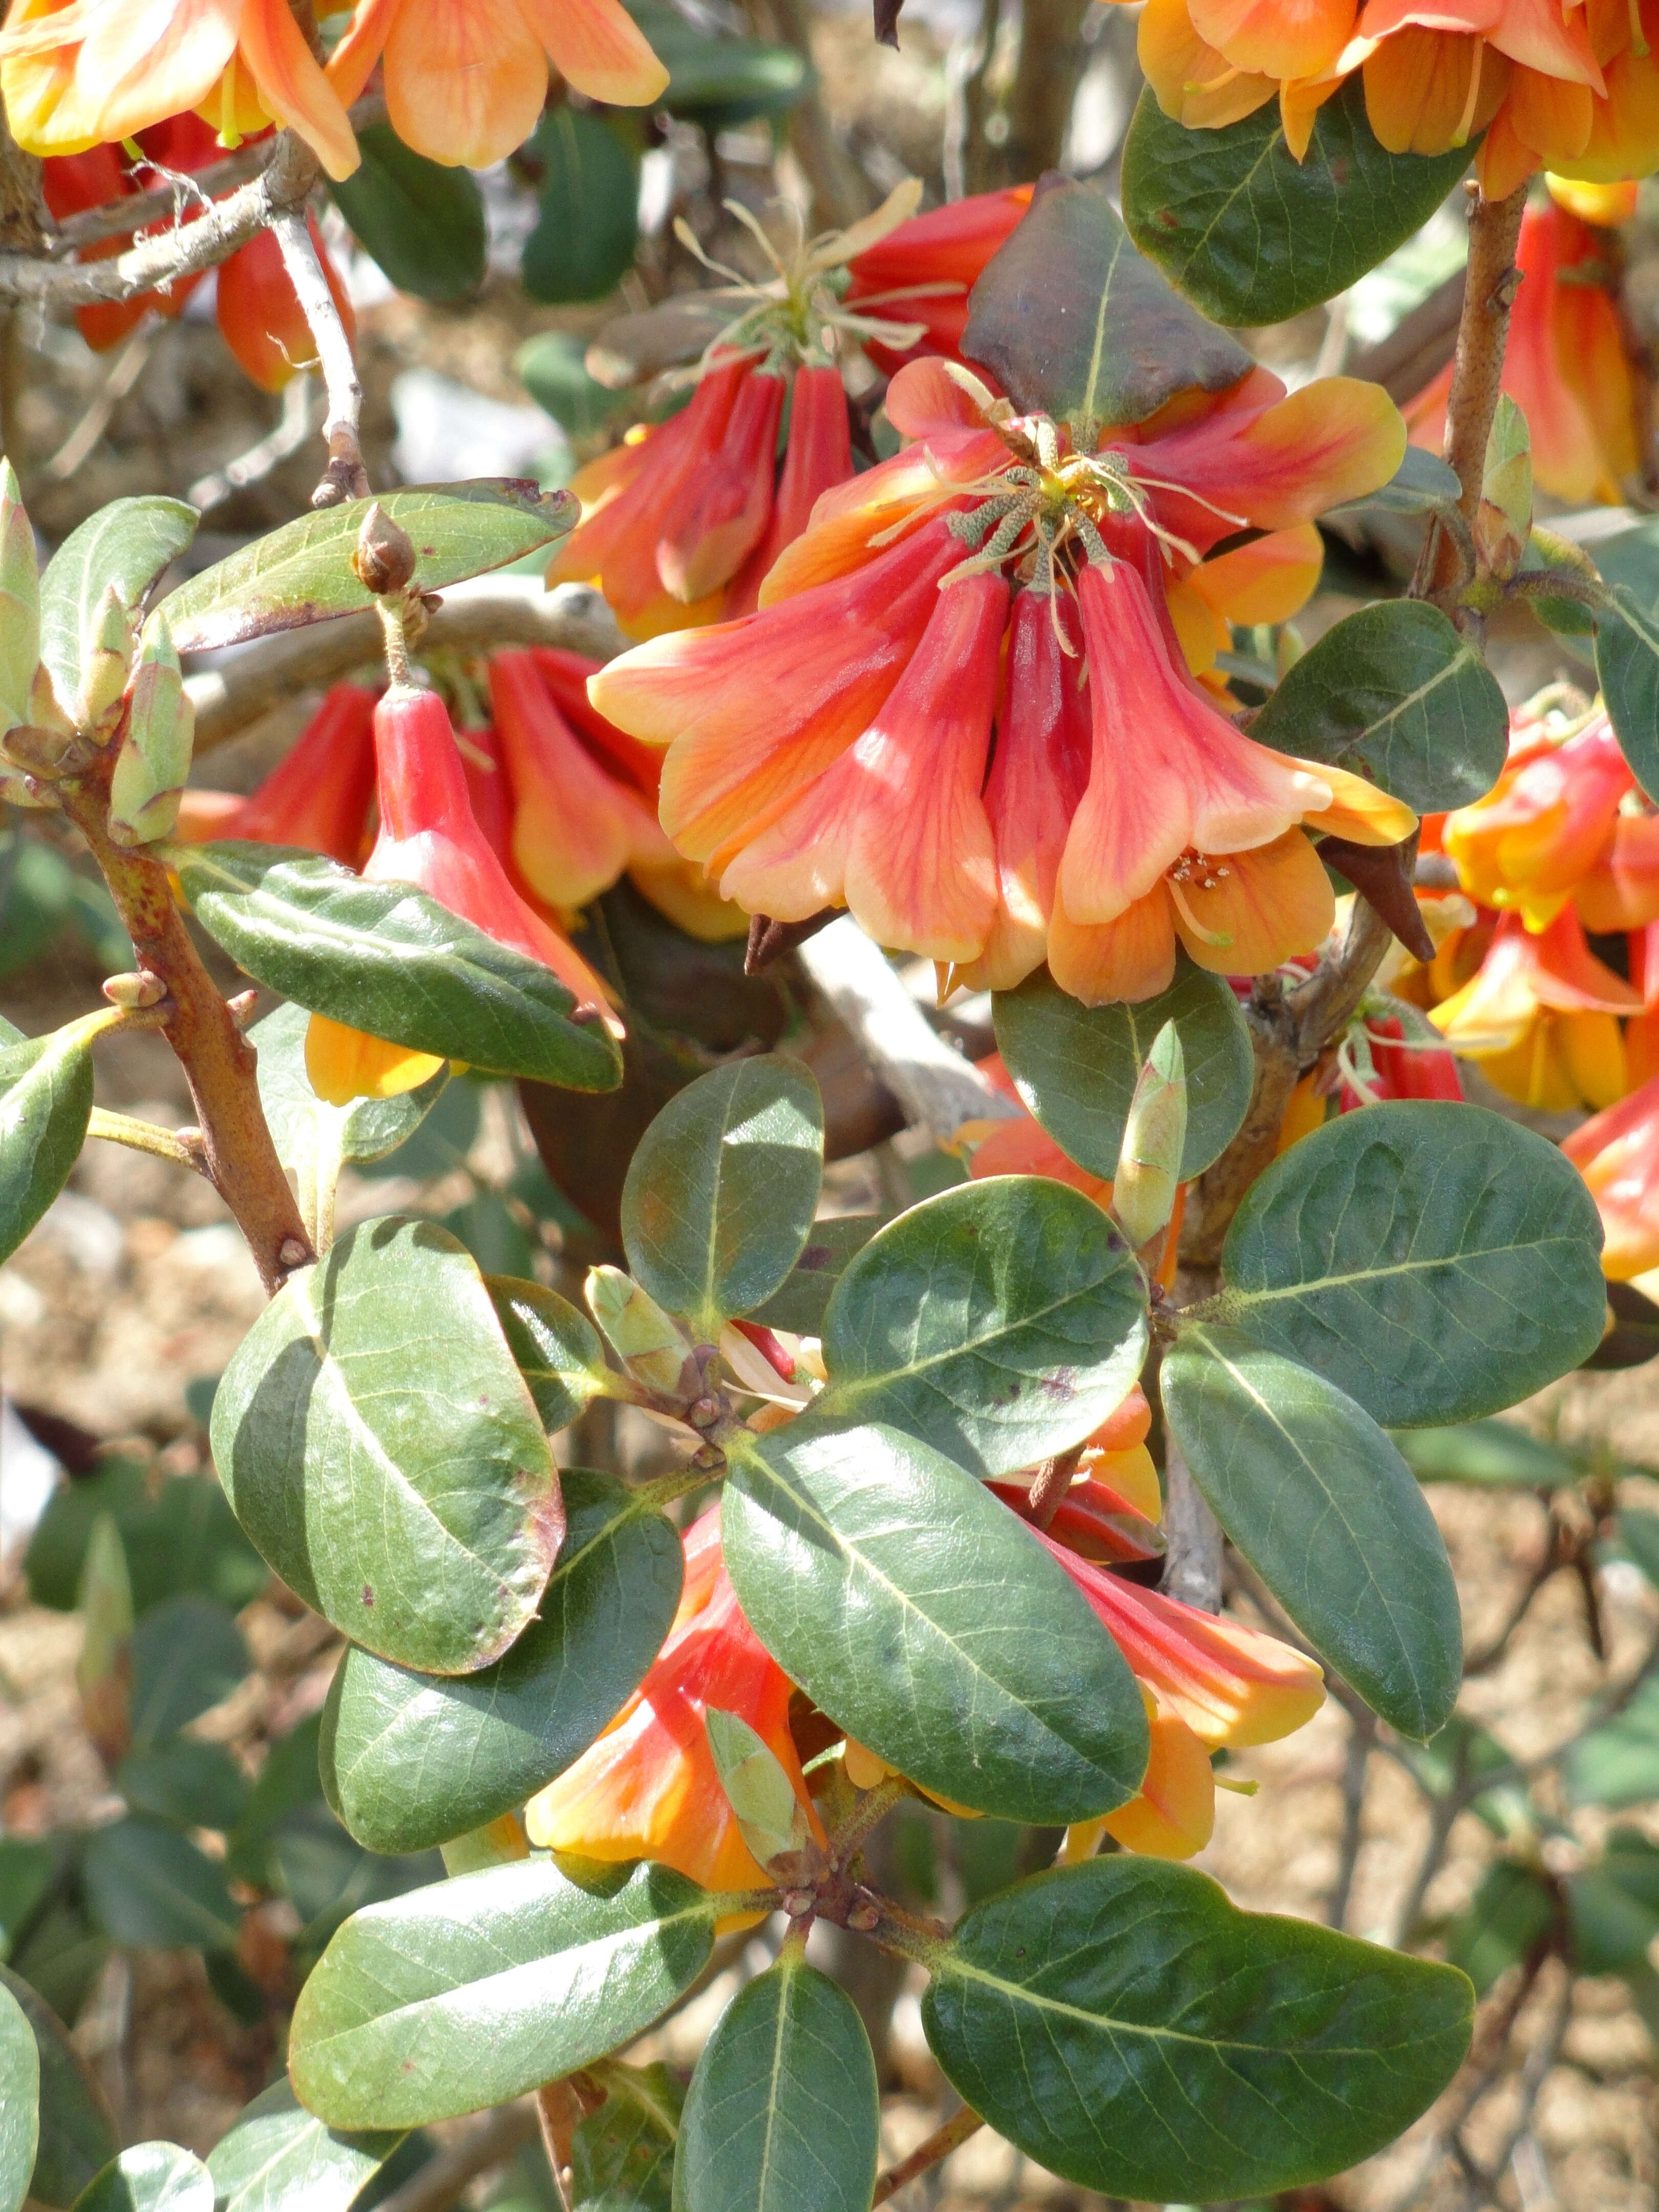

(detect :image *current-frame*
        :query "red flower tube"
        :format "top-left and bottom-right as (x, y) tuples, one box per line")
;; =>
(173, 683), (377, 868)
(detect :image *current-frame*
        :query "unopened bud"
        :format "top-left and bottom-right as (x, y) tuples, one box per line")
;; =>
(76, 582), (133, 734)
(351, 503), (418, 597)
(101, 970), (165, 1010)
(1475, 394), (1532, 583)
(108, 614), (194, 845)
(0, 458), (39, 735)
(76, 1511), (133, 1768)
(1112, 1020), (1187, 1252)
(0, 722), (90, 778)
(584, 1264), (694, 1398)
(705, 1707), (812, 1873)
(28, 661), (72, 736)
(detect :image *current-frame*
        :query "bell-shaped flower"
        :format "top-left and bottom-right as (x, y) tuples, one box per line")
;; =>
(326, 0), (667, 166)
(524, 1508), (820, 1891)
(0, 0), (359, 177)
(174, 683), (377, 867)
(1443, 706), (1631, 928)
(1430, 906), (1637, 1111)
(1563, 1070), (1659, 1279)
(842, 184), (1033, 373)
(304, 683), (618, 1105)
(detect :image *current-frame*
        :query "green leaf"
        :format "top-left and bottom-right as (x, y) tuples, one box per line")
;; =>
(205, 2079), (406, 2212)
(71, 2146), (211, 2212)
(287, 1858), (726, 2129)
(961, 174), (1251, 435)
(0, 1837), (54, 1951)
(1448, 1862), (1557, 1994)
(622, 1056), (824, 1338)
(129, 1597), (249, 1749)
(253, 1002), (450, 1185)
(490, 1277), (620, 1433)
(115, 1739), (249, 1833)
(211, 1218), (562, 1676)
(1216, 1102), (1606, 1426)
(25, 1463), (265, 1617)
(1597, 586), (1659, 800)
(82, 1818), (240, 1952)
(330, 124), (486, 304)
(673, 1956), (878, 2212)
(1162, 1323), (1461, 1738)
(177, 845), (622, 1094)
(1567, 1674), (1659, 1808)
(1329, 444), (1462, 519)
(572, 2065), (681, 2212)
(635, 1), (809, 121)
(158, 484), (572, 655)
(319, 1470), (684, 1855)
(1121, 79), (1475, 325)
(1394, 1419), (1579, 1488)
(517, 333), (633, 442)
(921, 1855), (1473, 2202)
(1248, 602), (1508, 812)
(747, 1217), (880, 1337)
(521, 111), (641, 306)
(0, 1966), (117, 2210)
(723, 1421), (1148, 1823)
(993, 960), (1252, 1183)
(38, 498), (196, 706)
(0, 1977), (37, 2212)
(0, 1020), (95, 1266)
(813, 1178), (1146, 1477)
(270, 1813), (439, 1956)
(1568, 1830), (1659, 1974)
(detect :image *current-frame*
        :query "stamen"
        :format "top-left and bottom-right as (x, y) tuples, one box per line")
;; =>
(1453, 37), (1484, 146)
(1165, 857), (1235, 948)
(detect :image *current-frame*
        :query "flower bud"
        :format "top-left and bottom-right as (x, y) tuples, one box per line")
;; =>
(1476, 394), (1532, 583)
(108, 614), (194, 845)
(1113, 1020), (1187, 1253)
(705, 1707), (813, 1874)
(584, 1264), (695, 1398)
(76, 1510), (134, 1769)
(76, 582), (134, 734)
(0, 458), (39, 735)
(351, 502), (418, 597)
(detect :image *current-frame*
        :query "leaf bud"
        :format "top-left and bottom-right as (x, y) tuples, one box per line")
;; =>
(584, 1264), (696, 1398)
(0, 721), (93, 778)
(1112, 1020), (1187, 1253)
(351, 502), (418, 596)
(1475, 394), (1532, 583)
(0, 458), (39, 735)
(705, 1707), (813, 1874)
(107, 614), (194, 846)
(76, 1511), (134, 1769)
(101, 970), (166, 1010)
(76, 581), (134, 734)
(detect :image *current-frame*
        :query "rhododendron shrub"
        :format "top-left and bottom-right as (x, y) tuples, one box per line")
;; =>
(13, 14), (1659, 2210)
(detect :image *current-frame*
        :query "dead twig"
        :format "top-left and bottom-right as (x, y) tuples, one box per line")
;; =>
(270, 207), (367, 506)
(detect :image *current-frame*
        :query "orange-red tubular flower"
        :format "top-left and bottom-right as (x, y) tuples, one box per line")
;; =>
(304, 685), (618, 1105)
(1443, 706), (1633, 926)
(173, 683), (378, 866)
(1563, 1070), (1659, 1278)
(215, 209), (356, 392)
(1408, 203), (1641, 506)
(1578, 811), (1659, 932)
(525, 1508), (820, 1892)
(1431, 906), (1637, 1110)
(724, 366), (854, 620)
(842, 184), (1034, 374)
(326, 0), (667, 168)
(0, 0), (359, 177)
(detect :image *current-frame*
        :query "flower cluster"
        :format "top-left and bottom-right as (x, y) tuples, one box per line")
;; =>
(589, 355), (1417, 1004)
(1129, 0), (1659, 196)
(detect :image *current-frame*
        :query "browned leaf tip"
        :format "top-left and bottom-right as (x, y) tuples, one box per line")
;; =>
(1320, 835), (1435, 963)
(745, 908), (839, 974)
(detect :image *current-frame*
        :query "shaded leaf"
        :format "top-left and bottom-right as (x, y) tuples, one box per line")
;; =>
(1329, 445), (1462, 519)
(572, 2064), (681, 2212)
(521, 111), (640, 307)
(39, 498), (196, 706)
(82, 1819), (240, 1952)
(0, 1966), (116, 2210)
(1567, 1674), (1659, 1809)
(330, 125), (485, 304)
(115, 1739), (249, 1833)
(129, 1598), (249, 1750)
(204, 2078), (406, 2212)
(25, 1464), (264, 1618)
(1445, 1861), (1556, 1995)
(71, 2145), (211, 2212)
(0, 1020), (95, 1266)
(1598, 585), (1659, 800)
(518, 333), (633, 442)
(489, 1277), (620, 1433)
(1394, 1420), (1578, 1488)
(747, 1216), (881, 1337)
(0, 1976), (37, 2212)
(1568, 1831), (1659, 1974)
(253, 1002), (450, 1185)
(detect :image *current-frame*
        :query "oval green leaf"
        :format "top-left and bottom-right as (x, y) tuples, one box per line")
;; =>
(204, 2079), (405, 2212)
(962, 173), (1251, 435)
(319, 1469), (684, 1854)
(0, 1020), (95, 1266)
(722, 1421), (1148, 1823)
(39, 497), (197, 704)
(673, 1956), (878, 2212)
(176, 845), (621, 1094)
(1598, 589), (1659, 801)
(288, 1857), (725, 2129)
(622, 1055), (824, 1338)
(0, 1977), (38, 2212)
(1121, 80), (1475, 325)
(573, 2065), (681, 2212)
(521, 109), (641, 306)
(1249, 601), (1508, 812)
(1162, 1322), (1462, 1738)
(330, 124), (486, 304)
(993, 960), (1252, 1183)
(158, 483), (573, 655)
(129, 1597), (250, 1749)
(211, 1217), (562, 1675)
(71, 2145), (211, 2212)
(1394, 1419), (1578, 1488)
(0, 1966), (117, 2211)
(82, 1817), (242, 1952)
(1215, 1101), (1606, 1426)
(921, 1855), (1473, 2202)
(814, 1178), (1147, 1477)
(488, 1275), (620, 1433)
(116, 1739), (249, 1833)
(747, 1216), (880, 1337)
(252, 1002), (450, 1183)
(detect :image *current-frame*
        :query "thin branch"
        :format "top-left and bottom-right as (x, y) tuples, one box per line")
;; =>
(374, 2102), (541, 2212)
(871, 2107), (985, 2205)
(44, 321), (156, 481)
(86, 1108), (206, 1176)
(189, 372), (318, 513)
(271, 207), (367, 507)
(829, 1773), (911, 1866)
(50, 139), (274, 252)
(1327, 1710), (1375, 1931)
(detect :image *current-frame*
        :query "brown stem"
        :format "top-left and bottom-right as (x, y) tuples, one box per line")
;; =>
(535, 2080), (580, 2212)
(1025, 1443), (1082, 1532)
(1002, 0), (1091, 185)
(1412, 181), (1528, 611)
(870, 2107), (985, 2205)
(58, 756), (313, 1295)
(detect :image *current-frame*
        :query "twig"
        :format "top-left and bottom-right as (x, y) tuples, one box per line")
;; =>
(794, 917), (1015, 1145)
(1327, 1710), (1375, 1931)
(85, 1108), (207, 1176)
(184, 578), (627, 751)
(739, 0), (873, 228)
(44, 321), (157, 481)
(189, 372), (318, 512)
(535, 2080), (580, 2212)
(1448, 1958), (1573, 2211)
(830, 1773), (911, 1865)
(374, 2102), (541, 2212)
(51, 139), (286, 253)
(871, 2106), (985, 2205)
(271, 208), (367, 507)
(1025, 1443), (1082, 1532)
